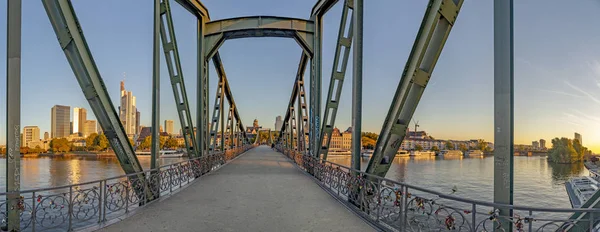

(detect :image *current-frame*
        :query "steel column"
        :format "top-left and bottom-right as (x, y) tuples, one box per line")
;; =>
(197, 18), (206, 156)
(158, 0), (197, 157)
(42, 0), (152, 200)
(220, 84), (225, 151)
(365, 0), (463, 178)
(351, 0), (363, 172)
(309, 16), (323, 157)
(151, 0), (161, 169)
(209, 77), (224, 151)
(493, 0), (514, 230)
(6, 0), (22, 230)
(318, 0), (354, 160)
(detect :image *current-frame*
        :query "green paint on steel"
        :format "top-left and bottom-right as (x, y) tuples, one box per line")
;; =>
(366, 0), (463, 178)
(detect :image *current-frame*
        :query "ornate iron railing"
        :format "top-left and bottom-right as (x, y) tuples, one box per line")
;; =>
(0, 145), (253, 231)
(277, 147), (600, 231)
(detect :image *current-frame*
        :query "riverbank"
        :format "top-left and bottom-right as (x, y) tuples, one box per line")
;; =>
(0, 151), (116, 158)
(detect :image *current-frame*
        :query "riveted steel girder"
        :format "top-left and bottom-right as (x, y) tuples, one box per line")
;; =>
(159, 0), (198, 158)
(277, 54), (309, 141)
(204, 16), (315, 59)
(311, 0), (340, 17)
(6, 0), (21, 229)
(212, 53), (250, 144)
(318, 0), (354, 160)
(208, 75), (224, 152)
(42, 0), (152, 200)
(366, 0), (464, 178)
(174, 0), (210, 19)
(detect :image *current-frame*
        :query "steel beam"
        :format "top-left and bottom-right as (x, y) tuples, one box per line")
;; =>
(277, 54), (309, 140)
(42, 0), (152, 200)
(197, 18), (208, 156)
(309, 16), (323, 158)
(493, 0), (514, 230)
(212, 53), (250, 144)
(151, 0), (160, 169)
(159, 0), (197, 158)
(6, 0), (21, 230)
(318, 0), (354, 160)
(204, 16), (315, 60)
(366, 0), (463, 178)
(173, 0), (210, 20)
(311, 0), (340, 17)
(351, 0), (363, 172)
(208, 76), (224, 151)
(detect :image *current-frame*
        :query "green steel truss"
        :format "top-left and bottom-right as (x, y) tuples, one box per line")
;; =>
(41, 0), (153, 200)
(317, 0), (355, 160)
(159, 0), (198, 158)
(365, 0), (463, 178)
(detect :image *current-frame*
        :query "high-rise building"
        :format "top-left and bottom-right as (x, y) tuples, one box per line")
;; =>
(532, 141), (540, 149)
(23, 126), (40, 147)
(119, 80), (137, 136)
(83, 120), (97, 137)
(136, 111), (141, 134)
(539, 139), (546, 149)
(51, 105), (70, 138)
(274, 116), (283, 131)
(44, 132), (49, 140)
(165, 120), (174, 135)
(72, 107), (87, 135)
(575, 132), (582, 145)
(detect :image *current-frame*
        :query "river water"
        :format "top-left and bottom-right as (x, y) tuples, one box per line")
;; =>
(0, 154), (586, 208)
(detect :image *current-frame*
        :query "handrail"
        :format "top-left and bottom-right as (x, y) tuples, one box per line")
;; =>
(276, 146), (599, 231)
(0, 145), (256, 231)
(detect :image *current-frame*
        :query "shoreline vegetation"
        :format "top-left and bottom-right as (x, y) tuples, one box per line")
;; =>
(547, 137), (588, 164)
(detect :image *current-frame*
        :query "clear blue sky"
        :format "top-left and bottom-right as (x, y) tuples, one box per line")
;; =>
(1, 0), (600, 150)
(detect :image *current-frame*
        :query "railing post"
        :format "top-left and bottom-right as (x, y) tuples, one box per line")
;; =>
(98, 181), (103, 223)
(375, 179), (381, 222)
(68, 186), (73, 230)
(143, 173), (149, 203)
(32, 191), (36, 232)
(125, 182), (130, 213)
(403, 185), (409, 229)
(170, 166), (173, 193)
(471, 203), (476, 231)
(528, 210), (532, 231)
(102, 181), (107, 221)
(590, 212), (594, 231)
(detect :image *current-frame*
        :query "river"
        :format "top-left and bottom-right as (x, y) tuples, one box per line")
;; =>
(0, 154), (586, 209)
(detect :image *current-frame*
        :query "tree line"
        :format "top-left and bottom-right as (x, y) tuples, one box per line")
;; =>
(548, 137), (588, 164)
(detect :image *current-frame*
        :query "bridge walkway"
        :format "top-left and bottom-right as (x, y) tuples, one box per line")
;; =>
(100, 146), (374, 232)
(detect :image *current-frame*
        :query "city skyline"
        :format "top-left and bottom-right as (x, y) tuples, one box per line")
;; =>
(1, 1), (600, 151)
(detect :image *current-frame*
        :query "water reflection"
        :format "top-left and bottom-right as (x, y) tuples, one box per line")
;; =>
(547, 161), (586, 183)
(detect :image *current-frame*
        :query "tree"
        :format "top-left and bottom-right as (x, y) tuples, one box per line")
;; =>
(50, 138), (70, 153)
(548, 137), (582, 163)
(86, 133), (98, 151)
(458, 143), (468, 152)
(415, 144), (423, 151)
(476, 139), (490, 151)
(445, 141), (454, 150)
(361, 137), (376, 149)
(431, 145), (440, 153)
(129, 138), (135, 147)
(165, 137), (178, 149)
(94, 134), (109, 151)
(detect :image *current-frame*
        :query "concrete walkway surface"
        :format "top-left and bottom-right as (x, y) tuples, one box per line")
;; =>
(100, 146), (374, 232)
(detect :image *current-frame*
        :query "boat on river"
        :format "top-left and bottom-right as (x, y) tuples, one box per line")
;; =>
(396, 150), (410, 157)
(465, 150), (484, 158)
(410, 151), (435, 157)
(566, 163), (600, 208)
(439, 150), (463, 157)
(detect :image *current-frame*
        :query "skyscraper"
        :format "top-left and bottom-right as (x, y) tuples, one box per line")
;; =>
(119, 80), (137, 136)
(83, 120), (97, 137)
(539, 139), (546, 149)
(274, 116), (283, 131)
(136, 110), (141, 135)
(165, 120), (174, 135)
(44, 132), (49, 140)
(73, 107), (87, 135)
(23, 126), (40, 147)
(575, 132), (582, 145)
(51, 105), (70, 138)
